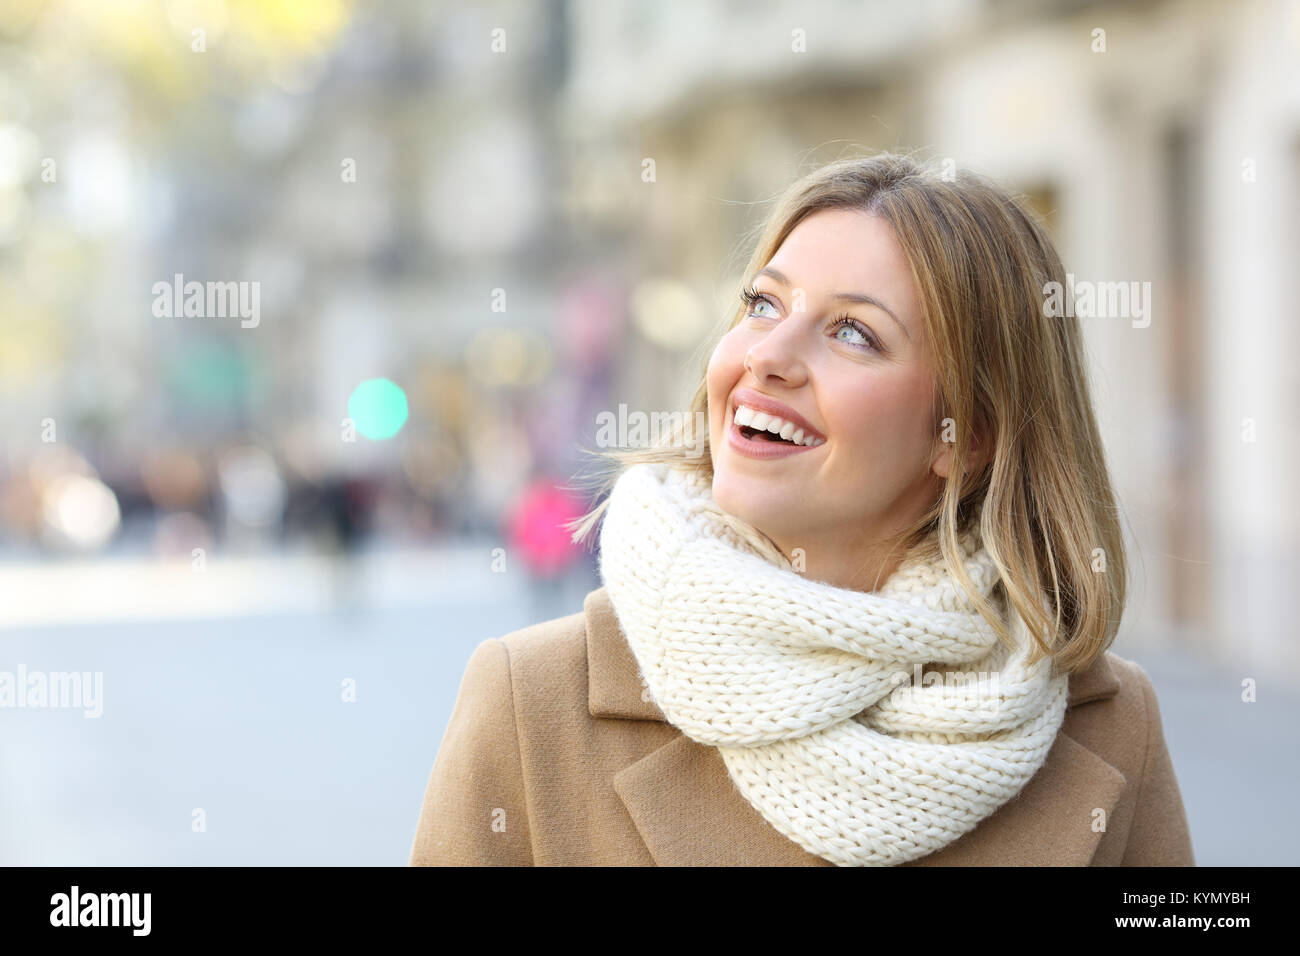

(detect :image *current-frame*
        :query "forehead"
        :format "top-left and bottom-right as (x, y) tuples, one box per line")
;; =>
(764, 208), (920, 326)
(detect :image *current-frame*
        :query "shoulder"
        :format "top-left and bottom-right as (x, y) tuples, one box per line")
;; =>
(1097, 650), (1175, 766)
(489, 606), (589, 686)
(1067, 648), (1159, 712)
(1062, 649), (1170, 785)
(1094, 650), (1163, 723)
(458, 606), (591, 721)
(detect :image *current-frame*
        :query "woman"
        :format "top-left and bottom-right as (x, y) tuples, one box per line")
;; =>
(408, 152), (1195, 866)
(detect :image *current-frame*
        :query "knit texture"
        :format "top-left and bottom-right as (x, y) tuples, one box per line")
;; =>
(596, 461), (1070, 866)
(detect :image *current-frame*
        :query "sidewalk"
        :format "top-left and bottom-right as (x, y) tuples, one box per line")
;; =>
(0, 540), (552, 630)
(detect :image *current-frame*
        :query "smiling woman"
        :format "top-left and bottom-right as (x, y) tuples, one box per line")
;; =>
(409, 152), (1195, 868)
(573, 153), (1124, 670)
(708, 209), (946, 593)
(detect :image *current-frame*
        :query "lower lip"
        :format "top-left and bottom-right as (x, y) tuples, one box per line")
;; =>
(726, 419), (821, 459)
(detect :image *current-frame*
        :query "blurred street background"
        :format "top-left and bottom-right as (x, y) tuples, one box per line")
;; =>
(1, 0), (1297, 865)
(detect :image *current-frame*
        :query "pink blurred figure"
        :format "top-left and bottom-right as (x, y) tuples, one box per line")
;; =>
(506, 478), (585, 579)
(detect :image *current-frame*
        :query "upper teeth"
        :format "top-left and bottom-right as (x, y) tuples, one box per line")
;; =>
(733, 405), (824, 446)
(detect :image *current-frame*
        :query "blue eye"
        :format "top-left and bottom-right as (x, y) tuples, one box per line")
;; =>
(740, 285), (778, 319)
(830, 315), (880, 352)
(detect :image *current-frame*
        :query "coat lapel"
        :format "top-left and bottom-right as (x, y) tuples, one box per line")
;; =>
(585, 586), (1127, 866)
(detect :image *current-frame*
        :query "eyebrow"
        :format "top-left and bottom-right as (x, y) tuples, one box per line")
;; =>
(754, 266), (911, 341)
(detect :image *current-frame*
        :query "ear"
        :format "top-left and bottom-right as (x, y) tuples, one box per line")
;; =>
(931, 426), (989, 481)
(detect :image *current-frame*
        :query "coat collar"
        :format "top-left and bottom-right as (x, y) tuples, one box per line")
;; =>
(583, 585), (1127, 866)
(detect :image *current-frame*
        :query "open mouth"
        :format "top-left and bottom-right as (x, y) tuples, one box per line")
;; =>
(737, 424), (801, 445)
(730, 400), (826, 448)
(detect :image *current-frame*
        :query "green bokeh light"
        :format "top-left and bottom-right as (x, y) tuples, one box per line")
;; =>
(347, 378), (409, 440)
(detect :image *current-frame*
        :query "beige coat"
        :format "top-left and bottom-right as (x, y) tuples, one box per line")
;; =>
(409, 586), (1196, 866)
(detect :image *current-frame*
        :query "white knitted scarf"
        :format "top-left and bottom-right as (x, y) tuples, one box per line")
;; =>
(597, 461), (1070, 866)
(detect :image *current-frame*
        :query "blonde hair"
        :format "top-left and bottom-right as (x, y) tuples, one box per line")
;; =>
(566, 151), (1127, 675)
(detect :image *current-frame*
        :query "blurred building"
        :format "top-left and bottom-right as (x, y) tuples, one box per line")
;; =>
(0, 0), (1296, 680)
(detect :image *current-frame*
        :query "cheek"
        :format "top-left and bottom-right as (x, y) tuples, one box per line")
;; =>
(830, 377), (935, 468)
(706, 332), (745, 408)
(707, 330), (746, 379)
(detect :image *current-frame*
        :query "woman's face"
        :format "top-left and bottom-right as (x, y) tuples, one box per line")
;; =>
(706, 207), (955, 590)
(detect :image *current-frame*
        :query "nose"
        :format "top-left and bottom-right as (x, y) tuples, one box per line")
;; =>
(744, 318), (811, 385)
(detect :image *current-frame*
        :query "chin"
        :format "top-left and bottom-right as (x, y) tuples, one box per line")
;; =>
(712, 470), (786, 529)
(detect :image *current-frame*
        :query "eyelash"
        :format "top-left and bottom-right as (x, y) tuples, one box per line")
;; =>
(739, 285), (882, 353)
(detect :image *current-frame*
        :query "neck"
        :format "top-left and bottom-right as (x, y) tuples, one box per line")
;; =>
(765, 528), (912, 593)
